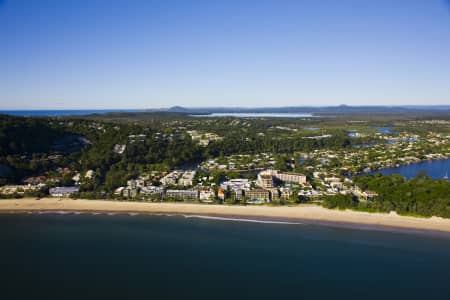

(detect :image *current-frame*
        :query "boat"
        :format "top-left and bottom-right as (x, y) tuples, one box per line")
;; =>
(444, 172), (448, 180)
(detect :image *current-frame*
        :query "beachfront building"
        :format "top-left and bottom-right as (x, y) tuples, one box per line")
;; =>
(257, 172), (274, 188)
(217, 188), (225, 201)
(0, 184), (44, 195)
(199, 189), (215, 202)
(280, 187), (293, 200)
(140, 186), (164, 195)
(245, 189), (270, 203)
(114, 187), (125, 196)
(220, 178), (251, 192)
(268, 188), (280, 201)
(49, 186), (79, 197)
(220, 178), (251, 201)
(165, 189), (198, 200)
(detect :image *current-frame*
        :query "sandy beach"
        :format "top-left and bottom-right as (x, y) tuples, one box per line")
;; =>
(1, 198), (450, 234)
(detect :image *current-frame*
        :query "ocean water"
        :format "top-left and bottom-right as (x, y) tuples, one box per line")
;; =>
(0, 109), (142, 117)
(1, 213), (449, 300)
(374, 158), (450, 180)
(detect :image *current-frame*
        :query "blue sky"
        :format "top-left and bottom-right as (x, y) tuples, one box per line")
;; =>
(1, 0), (450, 109)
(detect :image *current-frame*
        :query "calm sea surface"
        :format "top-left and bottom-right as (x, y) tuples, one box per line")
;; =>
(373, 158), (450, 180)
(0, 109), (143, 116)
(1, 213), (449, 300)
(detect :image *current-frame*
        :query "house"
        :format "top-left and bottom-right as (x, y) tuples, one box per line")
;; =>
(217, 188), (225, 200)
(361, 191), (378, 201)
(85, 170), (95, 179)
(113, 144), (126, 154)
(49, 186), (79, 197)
(114, 187), (125, 196)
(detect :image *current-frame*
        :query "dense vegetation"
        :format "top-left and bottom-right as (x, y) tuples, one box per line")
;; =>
(323, 174), (450, 218)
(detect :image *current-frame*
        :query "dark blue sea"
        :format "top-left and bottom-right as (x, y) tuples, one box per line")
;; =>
(0, 109), (143, 117)
(374, 158), (450, 180)
(1, 213), (449, 300)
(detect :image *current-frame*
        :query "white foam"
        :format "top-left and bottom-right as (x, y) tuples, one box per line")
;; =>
(183, 215), (302, 225)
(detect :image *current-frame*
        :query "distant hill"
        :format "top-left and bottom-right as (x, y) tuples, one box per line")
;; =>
(158, 105), (450, 115)
(167, 106), (190, 112)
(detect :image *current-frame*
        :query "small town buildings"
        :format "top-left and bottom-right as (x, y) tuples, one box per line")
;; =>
(49, 186), (79, 197)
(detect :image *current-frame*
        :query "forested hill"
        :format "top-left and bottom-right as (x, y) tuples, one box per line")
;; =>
(0, 115), (67, 155)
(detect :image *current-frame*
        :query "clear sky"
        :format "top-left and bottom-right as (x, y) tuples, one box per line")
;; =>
(1, 0), (450, 109)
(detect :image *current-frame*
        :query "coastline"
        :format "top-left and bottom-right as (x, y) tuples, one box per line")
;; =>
(1, 198), (450, 235)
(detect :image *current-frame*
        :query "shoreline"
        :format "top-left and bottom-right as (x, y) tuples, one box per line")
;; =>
(1, 198), (450, 236)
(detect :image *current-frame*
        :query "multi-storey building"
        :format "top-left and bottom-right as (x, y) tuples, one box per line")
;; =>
(245, 189), (270, 202)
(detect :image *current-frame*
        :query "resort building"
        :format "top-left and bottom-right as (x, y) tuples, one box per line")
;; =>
(220, 178), (251, 193)
(245, 189), (270, 202)
(259, 169), (307, 185)
(273, 171), (306, 185)
(0, 184), (43, 195)
(49, 186), (79, 197)
(199, 189), (215, 202)
(178, 170), (196, 186)
(280, 187), (293, 200)
(160, 171), (182, 186)
(165, 189), (198, 199)
(257, 173), (274, 188)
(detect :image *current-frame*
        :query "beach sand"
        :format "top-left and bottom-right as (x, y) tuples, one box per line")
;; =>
(1, 198), (450, 234)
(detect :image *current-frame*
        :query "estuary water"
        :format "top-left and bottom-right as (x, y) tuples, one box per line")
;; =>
(191, 112), (314, 118)
(1, 213), (449, 300)
(373, 158), (450, 180)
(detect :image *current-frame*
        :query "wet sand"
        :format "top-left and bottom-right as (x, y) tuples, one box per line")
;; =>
(1, 198), (450, 234)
